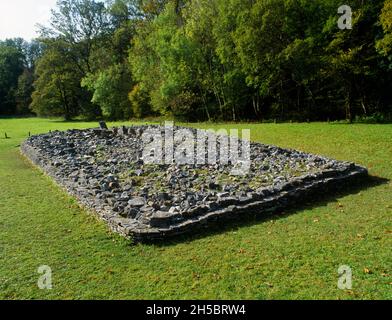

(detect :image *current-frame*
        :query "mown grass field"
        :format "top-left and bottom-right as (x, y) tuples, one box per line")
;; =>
(0, 118), (391, 300)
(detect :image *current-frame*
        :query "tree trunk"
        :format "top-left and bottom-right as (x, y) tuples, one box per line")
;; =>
(346, 91), (353, 123)
(252, 94), (261, 120)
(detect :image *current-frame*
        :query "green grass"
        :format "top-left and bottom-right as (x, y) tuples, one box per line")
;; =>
(0, 118), (391, 300)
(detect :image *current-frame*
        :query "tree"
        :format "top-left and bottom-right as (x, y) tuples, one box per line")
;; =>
(31, 0), (114, 119)
(81, 0), (139, 120)
(377, 0), (392, 64)
(15, 69), (34, 114)
(40, 0), (111, 74)
(128, 83), (152, 118)
(26, 0), (392, 121)
(324, 0), (386, 121)
(31, 41), (89, 120)
(0, 41), (25, 115)
(82, 63), (133, 119)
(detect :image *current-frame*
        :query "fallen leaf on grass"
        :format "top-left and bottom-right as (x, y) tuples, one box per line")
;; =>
(244, 266), (255, 271)
(364, 268), (373, 274)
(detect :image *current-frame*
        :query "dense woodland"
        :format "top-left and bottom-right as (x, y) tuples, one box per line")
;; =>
(0, 0), (392, 122)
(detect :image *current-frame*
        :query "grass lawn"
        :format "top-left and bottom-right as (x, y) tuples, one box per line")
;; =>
(0, 117), (391, 300)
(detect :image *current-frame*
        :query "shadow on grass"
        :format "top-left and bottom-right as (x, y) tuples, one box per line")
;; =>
(141, 175), (389, 247)
(50, 119), (161, 126)
(329, 122), (392, 125)
(50, 119), (98, 123)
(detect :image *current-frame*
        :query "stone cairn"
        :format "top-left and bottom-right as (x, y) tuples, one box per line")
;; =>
(21, 122), (368, 242)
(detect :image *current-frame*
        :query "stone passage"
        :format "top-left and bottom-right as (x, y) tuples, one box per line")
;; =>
(21, 125), (368, 242)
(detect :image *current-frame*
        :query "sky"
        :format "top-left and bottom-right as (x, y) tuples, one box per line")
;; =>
(0, 0), (58, 41)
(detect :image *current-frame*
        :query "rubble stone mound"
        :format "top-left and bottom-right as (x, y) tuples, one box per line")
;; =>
(21, 125), (368, 242)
